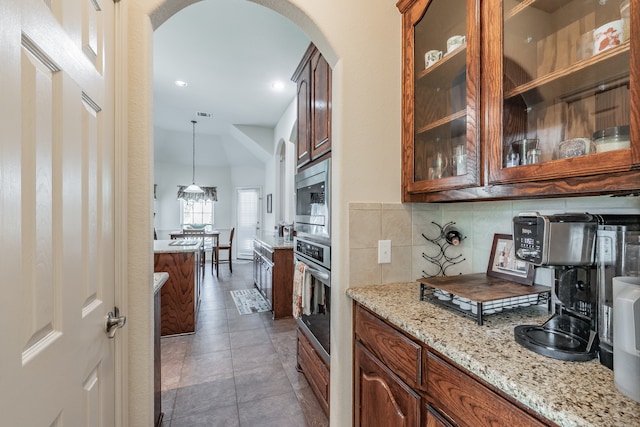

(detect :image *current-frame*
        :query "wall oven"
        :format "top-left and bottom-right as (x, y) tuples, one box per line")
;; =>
(295, 158), (330, 242)
(294, 236), (330, 365)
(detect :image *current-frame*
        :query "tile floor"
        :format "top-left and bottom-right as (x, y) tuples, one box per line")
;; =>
(160, 260), (329, 427)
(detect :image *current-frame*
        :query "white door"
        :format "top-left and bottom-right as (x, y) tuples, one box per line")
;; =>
(0, 0), (119, 425)
(236, 187), (262, 259)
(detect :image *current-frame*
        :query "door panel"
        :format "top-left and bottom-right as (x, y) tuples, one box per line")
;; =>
(0, 0), (117, 425)
(236, 187), (261, 259)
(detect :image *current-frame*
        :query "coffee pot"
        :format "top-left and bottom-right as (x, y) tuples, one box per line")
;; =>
(596, 221), (640, 369)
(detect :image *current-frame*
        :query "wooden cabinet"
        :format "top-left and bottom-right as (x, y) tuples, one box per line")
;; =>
(425, 405), (456, 427)
(292, 43), (332, 169)
(354, 342), (422, 427)
(354, 304), (425, 390)
(427, 352), (547, 427)
(397, 0), (481, 196)
(353, 303), (555, 427)
(297, 327), (330, 416)
(397, 0), (640, 202)
(252, 239), (293, 319)
(154, 250), (201, 336)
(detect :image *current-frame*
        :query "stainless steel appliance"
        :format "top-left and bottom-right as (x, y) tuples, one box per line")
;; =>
(513, 212), (640, 363)
(513, 212), (600, 361)
(294, 159), (330, 243)
(294, 236), (331, 364)
(596, 216), (640, 369)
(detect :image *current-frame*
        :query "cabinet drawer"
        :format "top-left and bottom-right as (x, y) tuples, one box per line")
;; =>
(355, 305), (424, 388)
(427, 352), (549, 427)
(297, 329), (329, 414)
(425, 405), (457, 427)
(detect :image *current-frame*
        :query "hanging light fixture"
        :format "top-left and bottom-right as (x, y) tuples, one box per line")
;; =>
(184, 120), (204, 193)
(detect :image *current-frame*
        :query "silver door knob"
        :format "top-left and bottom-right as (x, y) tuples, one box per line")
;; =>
(106, 307), (127, 338)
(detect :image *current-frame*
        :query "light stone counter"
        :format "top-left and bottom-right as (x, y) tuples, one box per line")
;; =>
(346, 282), (640, 427)
(255, 235), (294, 250)
(153, 272), (169, 295)
(153, 239), (202, 254)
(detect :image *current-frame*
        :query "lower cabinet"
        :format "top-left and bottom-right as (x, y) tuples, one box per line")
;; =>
(354, 342), (421, 427)
(253, 239), (293, 319)
(425, 405), (455, 427)
(353, 303), (555, 427)
(297, 327), (330, 416)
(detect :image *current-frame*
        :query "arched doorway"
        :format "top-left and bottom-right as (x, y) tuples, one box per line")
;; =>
(125, 1), (339, 425)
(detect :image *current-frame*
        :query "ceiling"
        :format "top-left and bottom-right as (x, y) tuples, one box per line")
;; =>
(153, 0), (310, 167)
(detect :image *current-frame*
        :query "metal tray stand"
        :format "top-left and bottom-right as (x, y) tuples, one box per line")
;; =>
(418, 273), (551, 325)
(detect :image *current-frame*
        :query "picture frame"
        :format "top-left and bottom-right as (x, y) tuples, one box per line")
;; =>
(266, 193), (272, 213)
(486, 233), (535, 285)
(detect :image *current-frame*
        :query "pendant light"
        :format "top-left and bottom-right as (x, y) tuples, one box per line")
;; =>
(184, 120), (204, 193)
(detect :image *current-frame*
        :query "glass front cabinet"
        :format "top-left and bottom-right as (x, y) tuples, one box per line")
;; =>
(398, 0), (640, 202)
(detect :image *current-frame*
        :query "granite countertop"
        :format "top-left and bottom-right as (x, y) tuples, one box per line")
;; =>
(346, 282), (640, 427)
(153, 272), (169, 294)
(255, 235), (294, 250)
(154, 239), (202, 254)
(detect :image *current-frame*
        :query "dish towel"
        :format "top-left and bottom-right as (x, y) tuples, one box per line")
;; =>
(293, 260), (312, 318)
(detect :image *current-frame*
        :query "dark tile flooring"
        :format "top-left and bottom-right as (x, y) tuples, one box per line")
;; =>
(160, 260), (329, 427)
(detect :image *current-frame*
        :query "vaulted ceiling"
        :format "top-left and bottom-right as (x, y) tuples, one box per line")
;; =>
(153, 0), (310, 167)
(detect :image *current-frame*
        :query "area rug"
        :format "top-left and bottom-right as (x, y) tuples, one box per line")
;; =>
(230, 288), (270, 315)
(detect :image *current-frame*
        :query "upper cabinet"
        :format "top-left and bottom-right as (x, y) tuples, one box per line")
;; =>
(398, 0), (481, 196)
(398, 0), (640, 202)
(292, 44), (332, 169)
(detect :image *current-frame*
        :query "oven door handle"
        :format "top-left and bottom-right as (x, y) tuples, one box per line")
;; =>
(306, 267), (330, 281)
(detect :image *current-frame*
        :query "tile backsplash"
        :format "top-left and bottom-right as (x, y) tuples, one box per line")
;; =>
(348, 196), (640, 286)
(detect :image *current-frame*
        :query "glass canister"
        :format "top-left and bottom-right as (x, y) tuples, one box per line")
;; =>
(512, 138), (539, 165)
(593, 125), (630, 153)
(621, 0), (630, 42)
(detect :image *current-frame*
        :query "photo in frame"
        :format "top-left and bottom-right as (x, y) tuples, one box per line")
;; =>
(486, 233), (535, 285)
(266, 193), (272, 213)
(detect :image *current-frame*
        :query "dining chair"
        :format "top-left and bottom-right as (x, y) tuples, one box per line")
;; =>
(181, 228), (207, 273)
(214, 227), (235, 276)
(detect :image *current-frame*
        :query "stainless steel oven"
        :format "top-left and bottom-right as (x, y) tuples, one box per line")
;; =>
(295, 159), (330, 242)
(294, 236), (330, 365)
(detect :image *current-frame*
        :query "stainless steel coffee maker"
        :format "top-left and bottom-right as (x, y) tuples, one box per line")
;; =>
(513, 212), (640, 364)
(513, 212), (600, 361)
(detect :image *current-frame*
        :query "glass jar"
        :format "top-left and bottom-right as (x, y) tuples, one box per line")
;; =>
(621, 0), (630, 42)
(593, 125), (630, 153)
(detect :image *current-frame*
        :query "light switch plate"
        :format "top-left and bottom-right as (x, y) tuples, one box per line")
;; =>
(378, 240), (391, 264)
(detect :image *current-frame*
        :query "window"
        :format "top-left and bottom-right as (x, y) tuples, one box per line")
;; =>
(181, 200), (214, 225)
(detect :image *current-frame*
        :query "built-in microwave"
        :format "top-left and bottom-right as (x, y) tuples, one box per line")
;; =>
(295, 159), (330, 242)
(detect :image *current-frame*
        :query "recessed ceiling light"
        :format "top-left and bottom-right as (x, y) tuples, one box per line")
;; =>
(271, 81), (285, 91)
(175, 80), (188, 87)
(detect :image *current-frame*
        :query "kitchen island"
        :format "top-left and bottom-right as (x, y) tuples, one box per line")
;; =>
(347, 282), (639, 427)
(154, 240), (201, 336)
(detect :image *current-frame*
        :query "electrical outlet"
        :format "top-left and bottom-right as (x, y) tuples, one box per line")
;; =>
(378, 240), (391, 264)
